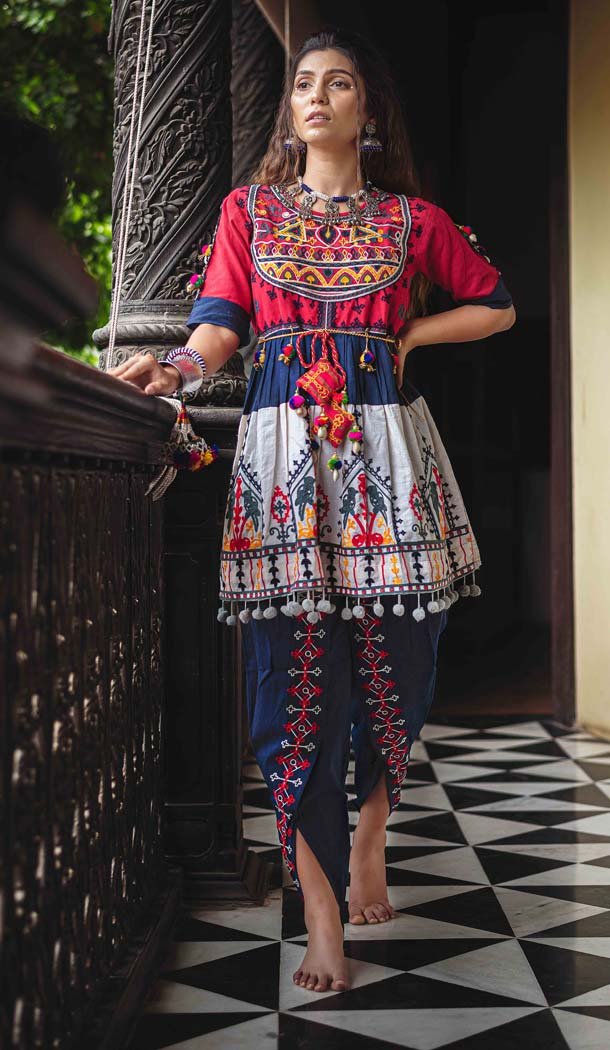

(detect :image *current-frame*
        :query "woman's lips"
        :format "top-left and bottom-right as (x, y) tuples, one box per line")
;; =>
(306, 115), (330, 123)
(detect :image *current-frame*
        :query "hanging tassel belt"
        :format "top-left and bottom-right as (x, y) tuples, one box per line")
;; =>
(252, 326), (402, 481)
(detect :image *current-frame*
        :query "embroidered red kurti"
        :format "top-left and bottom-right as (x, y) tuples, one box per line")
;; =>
(186, 183), (512, 617)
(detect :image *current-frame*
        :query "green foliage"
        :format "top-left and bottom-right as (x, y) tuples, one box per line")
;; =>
(0, 0), (114, 362)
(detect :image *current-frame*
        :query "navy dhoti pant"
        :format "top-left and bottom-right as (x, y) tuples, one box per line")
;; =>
(240, 596), (449, 913)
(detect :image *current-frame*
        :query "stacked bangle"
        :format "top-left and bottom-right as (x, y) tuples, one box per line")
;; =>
(159, 346), (207, 399)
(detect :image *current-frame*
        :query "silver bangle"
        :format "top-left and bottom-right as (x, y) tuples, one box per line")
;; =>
(159, 346), (207, 398)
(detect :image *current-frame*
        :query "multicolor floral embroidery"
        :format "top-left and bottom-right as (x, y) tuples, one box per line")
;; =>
(270, 616), (325, 895)
(354, 612), (411, 809)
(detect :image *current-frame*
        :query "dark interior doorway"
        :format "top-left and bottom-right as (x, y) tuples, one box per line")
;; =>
(322, 0), (567, 718)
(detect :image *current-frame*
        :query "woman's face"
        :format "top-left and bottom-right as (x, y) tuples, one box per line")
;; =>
(290, 48), (369, 151)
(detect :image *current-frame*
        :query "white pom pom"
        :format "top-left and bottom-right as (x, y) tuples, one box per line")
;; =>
(412, 605), (426, 622)
(341, 606), (353, 621)
(217, 607), (229, 622)
(263, 605), (277, 619)
(393, 602), (405, 617)
(252, 606), (264, 620)
(470, 583), (482, 597)
(427, 599), (439, 613)
(316, 598), (332, 613)
(458, 584), (471, 597)
(352, 604), (365, 619)
(307, 610), (320, 624)
(301, 597), (315, 612)
(239, 608), (251, 623)
(226, 614), (237, 626)
(437, 597), (448, 611)
(327, 602), (337, 613)
(280, 604), (293, 616)
(288, 601), (302, 616)
(373, 601), (385, 617)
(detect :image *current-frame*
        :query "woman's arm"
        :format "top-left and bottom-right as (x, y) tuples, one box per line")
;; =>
(106, 323), (239, 395)
(396, 303), (516, 385)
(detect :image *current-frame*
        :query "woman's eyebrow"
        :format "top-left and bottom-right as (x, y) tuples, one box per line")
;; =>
(295, 68), (355, 78)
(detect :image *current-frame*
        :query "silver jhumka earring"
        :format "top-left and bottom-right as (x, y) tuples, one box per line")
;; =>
(360, 118), (383, 153)
(283, 129), (307, 153)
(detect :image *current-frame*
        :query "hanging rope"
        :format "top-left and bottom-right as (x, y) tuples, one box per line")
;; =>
(107, 0), (157, 359)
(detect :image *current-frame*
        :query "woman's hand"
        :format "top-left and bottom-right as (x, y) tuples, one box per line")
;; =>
(106, 351), (182, 396)
(395, 330), (417, 388)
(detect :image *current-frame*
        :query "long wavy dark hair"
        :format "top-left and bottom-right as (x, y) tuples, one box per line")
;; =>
(250, 26), (432, 319)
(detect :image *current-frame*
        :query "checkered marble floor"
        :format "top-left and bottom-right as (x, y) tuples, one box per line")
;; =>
(127, 716), (610, 1049)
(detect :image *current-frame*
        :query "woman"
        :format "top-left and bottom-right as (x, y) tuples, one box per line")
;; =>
(109, 27), (515, 994)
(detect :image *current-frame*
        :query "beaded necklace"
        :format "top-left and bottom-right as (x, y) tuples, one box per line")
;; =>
(280, 175), (382, 226)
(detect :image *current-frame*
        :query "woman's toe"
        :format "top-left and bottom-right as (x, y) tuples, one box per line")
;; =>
(314, 975), (330, 991)
(363, 906), (379, 922)
(349, 907), (366, 924)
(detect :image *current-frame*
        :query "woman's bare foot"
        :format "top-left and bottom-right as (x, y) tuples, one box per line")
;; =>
(292, 828), (350, 992)
(348, 774), (397, 924)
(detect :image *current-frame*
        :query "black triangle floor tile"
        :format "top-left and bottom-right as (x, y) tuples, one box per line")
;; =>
(578, 761), (610, 782)
(292, 967), (535, 1013)
(443, 784), (520, 810)
(559, 1005), (610, 1021)
(388, 811), (467, 843)
(172, 914), (271, 942)
(475, 847), (571, 885)
(279, 1011), (400, 1050)
(515, 884), (610, 907)
(520, 940), (610, 1006)
(384, 863), (476, 888)
(429, 1005), (568, 1050)
(532, 909), (610, 937)
(541, 783), (610, 808)
(161, 942), (281, 1012)
(127, 1011), (269, 1050)
(343, 937), (502, 972)
(402, 886), (514, 936)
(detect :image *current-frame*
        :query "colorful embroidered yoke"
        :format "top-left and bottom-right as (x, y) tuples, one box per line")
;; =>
(186, 183), (513, 619)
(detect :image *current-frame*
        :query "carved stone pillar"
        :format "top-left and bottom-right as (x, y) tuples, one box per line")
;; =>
(94, 0), (246, 407)
(230, 0), (284, 384)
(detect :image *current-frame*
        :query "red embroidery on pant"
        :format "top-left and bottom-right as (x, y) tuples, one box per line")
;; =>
(355, 612), (411, 809)
(270, 615), (324, 892)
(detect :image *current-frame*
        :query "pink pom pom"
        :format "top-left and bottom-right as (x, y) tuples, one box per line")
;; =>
(289, 394), (305, 409)
(189, 273), (201, 285)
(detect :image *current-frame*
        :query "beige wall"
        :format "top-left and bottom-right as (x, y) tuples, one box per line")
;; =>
(569, 0), (610, 735)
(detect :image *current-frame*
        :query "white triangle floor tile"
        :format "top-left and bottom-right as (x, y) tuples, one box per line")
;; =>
(485, 843), (610, 863)
(289, 1007), (543, 1050)
(384, 807), (445, 826)
(240, 814), (280, 845)
(159, 1012), (279, 1050)
(499, 864), (610, 887)
(342, 911), (507, 942)
(493, 887), (607, 937)
(456, 780), (588, 797)
(429, 762), (504, 783)
(445, 737), (550, 752)
(517, 760), (592, 781)
(388, 846), (490, 885)
(159, 940), (277, 973)
(485, 721), (552, 739)
(410, 938), (547, 1005)
(467, 796), (608, 813)
(530, 937), (610, 960)
(143, 978), (269, 1014)
(189, 898), (283, 941)
(556, 982), (610, 1006)
(454, 812), (543, 844)
(556, 739), (610, 760)
(449, 750), (559, 764)
(552, 1007), (610, 1050)
(278, 941), (404, 1010)
(556, 812), (610, 836)
(399, 785), (453, 810)
(386, 884), (481, 910)
(420, 724), (480, 740)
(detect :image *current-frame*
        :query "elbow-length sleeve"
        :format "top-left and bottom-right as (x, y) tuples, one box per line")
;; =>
(186, 186), (253, 344)
(414, 200), (513, 309)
